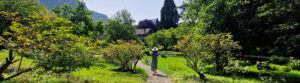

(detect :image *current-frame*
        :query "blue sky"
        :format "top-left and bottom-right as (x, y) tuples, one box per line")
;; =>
(83, 0), (184, 23)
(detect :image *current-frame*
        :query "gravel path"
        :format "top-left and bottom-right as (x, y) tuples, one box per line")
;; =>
(137, 61), (173, 83)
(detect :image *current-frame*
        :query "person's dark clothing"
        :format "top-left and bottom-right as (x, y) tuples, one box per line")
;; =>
(151, 51), (158, 71)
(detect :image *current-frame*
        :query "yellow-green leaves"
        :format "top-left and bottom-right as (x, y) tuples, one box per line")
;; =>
(103, 40), (144, 72)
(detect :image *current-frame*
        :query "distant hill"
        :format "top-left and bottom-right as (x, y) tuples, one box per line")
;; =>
(36, 0), (108, 22)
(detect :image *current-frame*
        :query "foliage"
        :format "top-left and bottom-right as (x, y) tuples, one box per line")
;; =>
(103, 40), (144, 73)
(0, 12), (34, 81)
(0, 0), (47, 38)
(176, 33), (241, 79)
(269, 64), (292, 72)
(270, 55), (290, 65)
(145, 28), (177, 50)
(160, 0), (179, 29)
(183, 0), (300, 56)
(52, 0), (103, 41)
(137, 19), (158, 32)
(0, 11), (100, 74)
(103, 9), (138, 42)
(176, 34), (213, 79)
(155, 18), (160, 30)
(290, 60), (300, 70)
(103, 20), (138, 42)
(111, 9), (135, 25)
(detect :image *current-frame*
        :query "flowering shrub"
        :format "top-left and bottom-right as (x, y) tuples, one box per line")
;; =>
(103, 40), (144, 73)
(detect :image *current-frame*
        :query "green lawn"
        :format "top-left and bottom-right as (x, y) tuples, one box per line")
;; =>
(142, 56), (270, 83)
(0, 49), (34, 78)
(1, 50), (148, 83)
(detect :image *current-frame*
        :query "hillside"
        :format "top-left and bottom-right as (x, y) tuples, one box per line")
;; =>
(36, 0), (108, 22)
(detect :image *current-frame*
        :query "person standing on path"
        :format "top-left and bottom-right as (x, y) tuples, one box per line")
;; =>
(151, 47), (159, 75)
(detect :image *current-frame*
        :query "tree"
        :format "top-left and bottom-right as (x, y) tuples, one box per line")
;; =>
(103, 10), (138, 42)
(103, 20), (138, 42)
(183, 0), (300, 57)
(177, 33), (241, 79)
(145, 28), (177, 50)
(111, 9), (135, 25)
(137, 19), (157, 32)
(0, 0), (47, 49)
(155, 18), (160, 30)
(52, 0), (103, 41)
(0, 12), (35, 81)
(160, 0), (180, 29)
(0, 12), (100, 79)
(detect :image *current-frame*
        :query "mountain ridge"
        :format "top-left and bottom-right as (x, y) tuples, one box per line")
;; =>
(36, 0), (108, 22)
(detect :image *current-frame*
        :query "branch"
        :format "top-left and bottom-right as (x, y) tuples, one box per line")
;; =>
(4, 68), (33, 81)
(12, 59), (20, 63)
(0, 50), (14, 74)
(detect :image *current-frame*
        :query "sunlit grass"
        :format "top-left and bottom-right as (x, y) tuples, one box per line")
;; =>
(142, 56), (261, 83)
(0, 49), (34, 71)
(1, 50), (147, 83)
(72, 64), (147, 83)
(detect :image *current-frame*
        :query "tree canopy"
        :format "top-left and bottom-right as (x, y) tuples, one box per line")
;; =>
(181, 0), (300, 57)
(137, 19), (158, 32)
(160, 0), (180, 29)
(52, 0), (103, 41)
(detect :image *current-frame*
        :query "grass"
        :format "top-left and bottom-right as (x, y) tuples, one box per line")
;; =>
(1, 50), (148, 83)
(159, 51), (182, 56)
(72, 64), (147, 83)
(0, 50), (34, 68)
(142, 56), (264, 83)
(142, 54), (300, 83)
(0, 49), (34, 78)
(3, 64), (148, 83)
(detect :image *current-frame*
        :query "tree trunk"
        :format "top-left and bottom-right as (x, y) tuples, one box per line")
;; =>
(17, 55), (23, 73)
(0, 50), (14, 81)
(131, 60), (139, 73)
(215, 53), (222, 71)
(197, 72), (206, 80)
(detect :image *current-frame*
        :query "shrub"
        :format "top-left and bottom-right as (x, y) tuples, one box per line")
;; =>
(270, 55), (289, 65)
(0, 12), (100, 73)
(145, 28), (177, 50)
(269, 64), (292, 72)
(28, 13), (100, 73)
(256, 61), (271, 71)
(103, 40), (144, 73)
(289, 60), (300, 70)
(176, 33), (241, 79)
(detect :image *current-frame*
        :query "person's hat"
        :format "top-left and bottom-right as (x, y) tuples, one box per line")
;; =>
(152, 47), (158, 51)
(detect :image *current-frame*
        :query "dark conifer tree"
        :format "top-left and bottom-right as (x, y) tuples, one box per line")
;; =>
(160, 0), (179, 29)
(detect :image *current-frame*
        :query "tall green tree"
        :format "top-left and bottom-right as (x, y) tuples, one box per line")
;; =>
(111, 9), (135, 25)
(52, 0), (103, 41)
(103, 20), (137, 42)
(183, 0), (300, 57)
(103, 9), (138, 42)
(160, 0), (180, 29)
